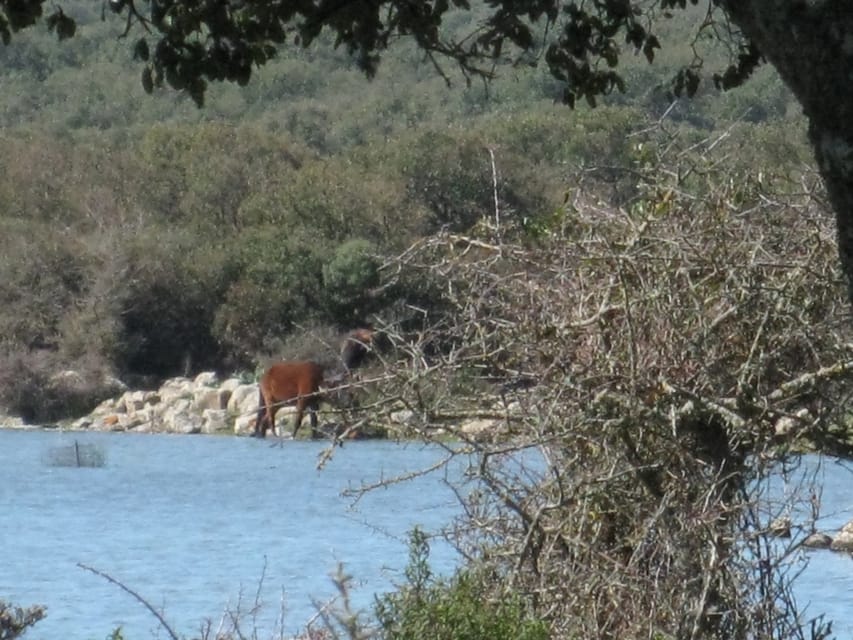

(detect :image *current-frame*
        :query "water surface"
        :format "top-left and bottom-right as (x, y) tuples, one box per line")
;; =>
(1, 430), (465, 639)
(2, 430), (853, 639)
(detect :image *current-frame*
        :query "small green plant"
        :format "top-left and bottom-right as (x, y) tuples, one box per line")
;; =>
(106, 626), (125, 640)
(373, 528), (549, 640)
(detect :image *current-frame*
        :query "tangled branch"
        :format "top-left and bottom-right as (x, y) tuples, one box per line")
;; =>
(362, 155), (847, 638)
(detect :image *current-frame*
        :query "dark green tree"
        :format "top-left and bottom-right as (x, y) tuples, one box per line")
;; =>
(322, 238), (382, 324)
(3, 0), (853, 301)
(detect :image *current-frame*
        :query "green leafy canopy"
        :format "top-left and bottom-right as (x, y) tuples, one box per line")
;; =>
(0, 0), (761, 106)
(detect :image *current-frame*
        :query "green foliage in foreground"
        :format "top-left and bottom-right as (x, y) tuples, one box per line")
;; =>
(374, 529), (549, 640)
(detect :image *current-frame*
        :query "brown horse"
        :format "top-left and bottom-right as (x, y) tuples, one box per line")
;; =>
(253, 360), (326, 438)
(254, 329), (376, 439)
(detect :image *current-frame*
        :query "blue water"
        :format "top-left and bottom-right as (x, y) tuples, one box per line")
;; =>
(0, 430), (469, 640)
(756, 456), (853, 637)
(2, 430), (853, 639)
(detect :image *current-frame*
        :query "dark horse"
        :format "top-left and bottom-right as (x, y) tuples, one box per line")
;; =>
(340, 327), (376, 372)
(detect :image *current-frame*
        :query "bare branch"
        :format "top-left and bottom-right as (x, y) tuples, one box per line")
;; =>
(77, 563), (180, 640)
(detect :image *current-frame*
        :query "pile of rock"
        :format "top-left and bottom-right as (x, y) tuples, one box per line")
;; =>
(58, 373), (516, 439)
(804, 519), (853, 552)
(772, 516), (853, 553)
(68, 372), (270, 435)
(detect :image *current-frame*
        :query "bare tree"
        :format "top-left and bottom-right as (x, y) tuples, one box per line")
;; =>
(351, 136), (849, 638)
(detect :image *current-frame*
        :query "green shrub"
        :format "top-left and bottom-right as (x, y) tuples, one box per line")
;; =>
(0, 349), (120, 423)
(261, 157), (390, 242)
(374, 529), (549, 640)
(0, 220), (92, 353)
(212, 229), (326, 359)
(394, 130), (495, 233)
(322, 239), (383, 323)
(103, 231), (229, 378)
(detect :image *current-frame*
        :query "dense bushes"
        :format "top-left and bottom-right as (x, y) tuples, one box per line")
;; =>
(0, 110), (590, 394)
(0, 97), (815, 419)
(0, 0), (814, 425)
(0, 223), (89, 352)
(360, 147), (847, 637)
(374, 529), (549, 640)
(0, 349), (122, 423)
(109, 232), (229, 376)
(322, 239), (384, 320)
(213, 231), (327, 360)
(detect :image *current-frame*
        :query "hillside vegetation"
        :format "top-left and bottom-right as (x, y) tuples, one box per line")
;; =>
(0, 3), (815, 422)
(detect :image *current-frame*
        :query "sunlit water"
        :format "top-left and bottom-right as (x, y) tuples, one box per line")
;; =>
(756, 455), (853, 638)
(2, 429), (853, 639)
(0, 430), (470, 640)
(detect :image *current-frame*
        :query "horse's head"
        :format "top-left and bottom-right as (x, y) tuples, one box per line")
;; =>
(340, 326), (376, 371)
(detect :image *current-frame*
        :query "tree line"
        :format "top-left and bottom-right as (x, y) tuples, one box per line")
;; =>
(0, 3), (813, 422)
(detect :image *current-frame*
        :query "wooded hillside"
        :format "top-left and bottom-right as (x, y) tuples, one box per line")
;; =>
(0, 1), (815, 422)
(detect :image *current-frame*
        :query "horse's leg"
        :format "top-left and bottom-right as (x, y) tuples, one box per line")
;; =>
(254, 389), (267, 438)
(291, 398), (305, 439)
(308, 401), (320, 439)
(268, 403), (279, 437)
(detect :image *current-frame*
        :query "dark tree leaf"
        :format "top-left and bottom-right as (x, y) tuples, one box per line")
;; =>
(643, 35), (660, 63)
(134, 38), (149, 61)
(0, 0), (761, 111)
(141, 65), (154, 93)
(45, 8), (76, 41)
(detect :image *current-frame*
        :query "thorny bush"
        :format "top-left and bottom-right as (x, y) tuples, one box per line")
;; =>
(359, 158), (851, 638)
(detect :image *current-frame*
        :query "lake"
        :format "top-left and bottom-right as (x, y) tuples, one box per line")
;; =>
(1, 429), (852, 639)
(0, 430), (469, 640)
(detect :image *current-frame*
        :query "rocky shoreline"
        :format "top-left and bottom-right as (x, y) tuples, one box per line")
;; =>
(2, 372), (280, 436)
(0, 370), (504, 440)
(804, 521), (853, 553)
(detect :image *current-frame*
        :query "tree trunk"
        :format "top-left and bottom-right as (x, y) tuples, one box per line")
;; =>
(720, 0), (853, 299)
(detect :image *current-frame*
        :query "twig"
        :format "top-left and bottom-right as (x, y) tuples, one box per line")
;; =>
(767, 360), (853, 401)
(77, 563), (180, 640)
(340, 450), (458, 500)
(488, 146), (501, 232)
